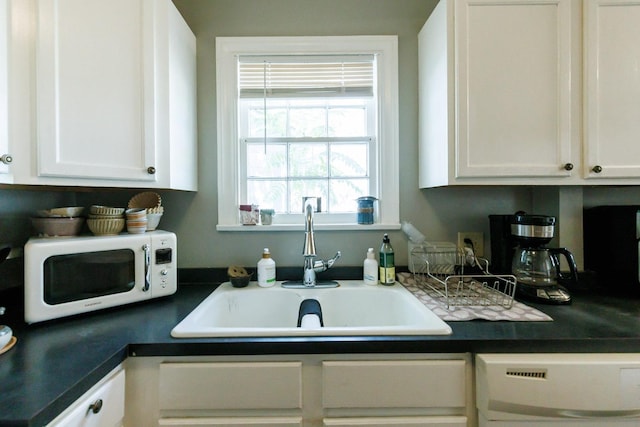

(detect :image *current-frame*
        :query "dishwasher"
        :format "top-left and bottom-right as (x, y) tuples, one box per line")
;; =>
(476, 353), (640, 426)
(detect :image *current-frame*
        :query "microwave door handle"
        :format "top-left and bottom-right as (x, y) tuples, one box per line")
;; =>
(143, 244), (151, 292)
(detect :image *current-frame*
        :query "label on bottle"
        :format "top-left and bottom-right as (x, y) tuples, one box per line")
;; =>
(264, 265), (276, 285)
(364, 272), (376, 281)
(364, 272), (377, 285)
(379, 252), (395, 285)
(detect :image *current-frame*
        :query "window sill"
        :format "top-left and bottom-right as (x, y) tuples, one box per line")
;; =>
(216, 223), (401, 232)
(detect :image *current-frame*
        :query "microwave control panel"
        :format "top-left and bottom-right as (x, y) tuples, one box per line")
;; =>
(150, 232), (177, 296)
(156, 248), (172, 264)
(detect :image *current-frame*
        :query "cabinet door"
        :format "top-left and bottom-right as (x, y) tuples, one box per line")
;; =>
(455, 0), (573, 178)
(0, 0), (10, 182)
(584, 0), (640, 179)
(322, 360), (466, 409)
(47, 367), (125, 427)
(158, 418), (303, 427)
(324, 417), (466, 427)
(36, 0), (156, 182)
(159, 362), (303, 411)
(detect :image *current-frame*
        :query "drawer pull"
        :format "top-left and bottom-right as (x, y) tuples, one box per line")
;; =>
(88, 398), (103, 414)
(563, 163), (573, 171)
(592, 165), (603, 173)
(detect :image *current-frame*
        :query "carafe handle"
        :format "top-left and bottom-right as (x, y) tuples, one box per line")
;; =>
(549, 247), (579, 286)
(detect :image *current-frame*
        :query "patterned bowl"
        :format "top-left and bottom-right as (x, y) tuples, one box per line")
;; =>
(31, 217), (85, 237)
(87, 218), (125, 236)
(89, 205), (125, 216)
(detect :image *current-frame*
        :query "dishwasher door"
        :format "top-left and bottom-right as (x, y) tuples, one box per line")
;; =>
(476, 353), (640, 426)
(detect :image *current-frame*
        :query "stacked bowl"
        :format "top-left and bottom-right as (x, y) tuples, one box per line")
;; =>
(125, 208), (147, 234)
(86, 206), (125, 236)
(31, 207), (85, 237)
(128, 191), (164, 231)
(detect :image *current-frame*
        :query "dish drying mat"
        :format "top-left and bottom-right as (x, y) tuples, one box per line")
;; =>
(397, 272), (552, 322)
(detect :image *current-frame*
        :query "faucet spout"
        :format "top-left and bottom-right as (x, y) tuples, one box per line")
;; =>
(303, 203), (316, 257)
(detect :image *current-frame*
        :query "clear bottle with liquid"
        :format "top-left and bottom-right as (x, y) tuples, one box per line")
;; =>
(363, 248), (378, 285)
(257, 248), (276, 287)
(379, 234), (395, 285)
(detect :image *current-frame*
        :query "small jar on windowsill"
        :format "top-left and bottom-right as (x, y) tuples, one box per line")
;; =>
(260, 209), (275, 225)
(239, 204), (259, 225)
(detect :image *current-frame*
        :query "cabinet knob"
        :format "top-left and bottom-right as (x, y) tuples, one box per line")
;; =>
(592, 165), (603, 174)
(563, 163), (573, 171)
(147, 166), (156, 175)
(0, 154), (13, 165)
(88, 398), (103, 414)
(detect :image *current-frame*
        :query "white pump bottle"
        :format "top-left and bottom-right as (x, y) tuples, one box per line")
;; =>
(257, 248), (276, 287)
(363, 248), (378, 285)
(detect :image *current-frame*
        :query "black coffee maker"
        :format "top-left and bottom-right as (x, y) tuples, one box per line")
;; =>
(488, 214), (519, 275)
(489, 213), (578, 304)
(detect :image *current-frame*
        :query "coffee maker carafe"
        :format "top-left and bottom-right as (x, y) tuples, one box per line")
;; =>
(510, 214), (578, 304)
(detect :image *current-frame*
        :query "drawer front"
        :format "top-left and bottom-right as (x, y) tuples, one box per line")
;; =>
(158, 417), (303, 427)
(159, 361), (303, 410)
(324, 416), (467, 426)
(323, 360), (466, 409)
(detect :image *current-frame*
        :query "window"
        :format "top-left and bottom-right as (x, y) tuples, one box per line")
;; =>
(216, 36), (399, 230)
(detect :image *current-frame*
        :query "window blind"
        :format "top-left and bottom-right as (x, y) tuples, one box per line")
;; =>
(238, 54), (375, 98)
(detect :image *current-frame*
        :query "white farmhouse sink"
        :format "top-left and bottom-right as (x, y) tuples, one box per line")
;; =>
(171, 281), (452, 337)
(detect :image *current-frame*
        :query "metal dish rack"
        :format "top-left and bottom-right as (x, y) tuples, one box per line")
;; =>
(409, 242), (517, 310)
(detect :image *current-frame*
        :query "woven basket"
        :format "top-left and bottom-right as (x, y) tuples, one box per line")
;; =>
(128, 192), (162, 209)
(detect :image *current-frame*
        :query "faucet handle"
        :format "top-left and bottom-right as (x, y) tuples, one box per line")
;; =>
(327, 251), (341, 268)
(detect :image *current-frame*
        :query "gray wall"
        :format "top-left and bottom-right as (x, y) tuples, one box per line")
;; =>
(3, 0), (640, 285)
(156, 0), (533, 269)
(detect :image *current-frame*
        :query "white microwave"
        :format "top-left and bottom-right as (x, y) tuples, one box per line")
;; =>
(24, 231), (177, 323)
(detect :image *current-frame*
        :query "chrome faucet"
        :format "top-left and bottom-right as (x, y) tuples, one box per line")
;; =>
(283, 200), (341, 288)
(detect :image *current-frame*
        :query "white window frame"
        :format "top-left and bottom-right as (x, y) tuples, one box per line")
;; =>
(216, 36), (399, 231)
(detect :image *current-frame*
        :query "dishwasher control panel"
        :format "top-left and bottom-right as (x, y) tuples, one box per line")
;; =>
(476, 353), (640, 425)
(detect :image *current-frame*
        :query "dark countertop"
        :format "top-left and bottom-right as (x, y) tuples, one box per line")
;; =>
(1, 283), (640, 426)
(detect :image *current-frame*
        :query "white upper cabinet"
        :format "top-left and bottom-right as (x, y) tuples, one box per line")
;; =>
(583, 0), (640, 179)
(14, 0), (197, 190)
(454, 0), (573, 180)
(0, 0), (12, 183)
(419, 0), (574, 187)
(419, 0), (640, 187)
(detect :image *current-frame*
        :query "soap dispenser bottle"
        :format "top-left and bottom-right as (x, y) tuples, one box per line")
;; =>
(257, 248), (276, 287)
(379, 234), (395, 285)
(363, 248), (378, 285)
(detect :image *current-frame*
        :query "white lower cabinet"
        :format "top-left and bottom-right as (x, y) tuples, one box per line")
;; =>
(322, 360), (466, 409)
(157, 418), (302, 427)
(47, 365), (125, 427)
(323, 418), (466, 426)
(158, 417), (302, 427)
(125, 354), (472, 427)
(322, 360), (467, 427)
